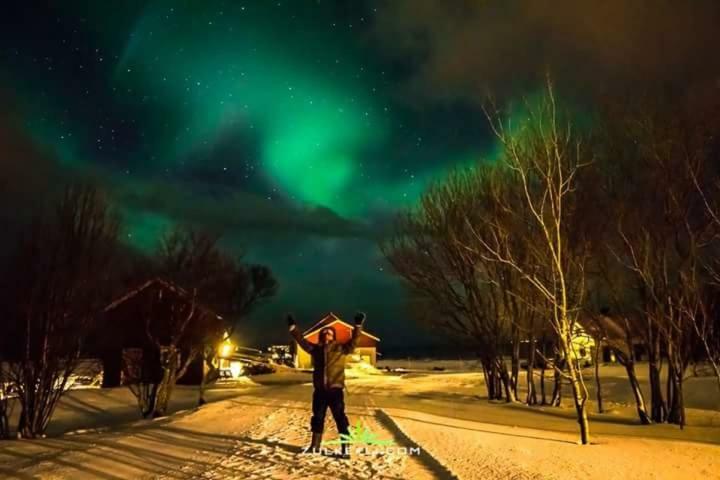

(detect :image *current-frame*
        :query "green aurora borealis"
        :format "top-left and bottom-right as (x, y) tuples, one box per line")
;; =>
(5, 0), (718, 348)
(1, 0), (488, 348)
(115, 1), (390, 216)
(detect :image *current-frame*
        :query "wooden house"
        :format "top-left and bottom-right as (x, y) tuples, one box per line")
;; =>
(293, 312), (380, 368)
(99, 278), (225, 387)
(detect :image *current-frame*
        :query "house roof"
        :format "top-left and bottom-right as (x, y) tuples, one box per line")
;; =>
(303, 312), (380, 342)
(581, 313), (644, 343)
(104, 277), (222, 319)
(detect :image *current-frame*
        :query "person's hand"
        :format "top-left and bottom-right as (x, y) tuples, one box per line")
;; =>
(354, 312), (366, 325)
(287, 314), (296, 328)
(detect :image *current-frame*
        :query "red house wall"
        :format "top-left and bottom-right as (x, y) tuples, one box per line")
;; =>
(305, 322), (377, 348)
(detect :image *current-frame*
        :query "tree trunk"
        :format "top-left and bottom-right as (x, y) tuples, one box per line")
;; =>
(551, 354), (564, 407)
(562, 333), (591, 445)
(17, 404), (27, 437)
(0, 385), (9, 439)
(623, 359), (651, 424)
(140, 383), (159, 418)
(481, 356), (496, 400)
(526, 334), (537, 405)
(540, 338), (548, 405)
(0, 399), (9, 439)
(198, 366), (208, 407)
(495, 364), (504, 400)
(671, 371), (685, 429)
(153, 348), (179, 417)
(498, 358), (517, 403)
(489, 360), (502, 400)
(666, 348), (686, 428)
(198, 369), (209, 407)
(569, 369), (591, 444)
(594, 339), (604, 413)
(710, 360), (720, 396)
(198, 350), (219, 407)
(648, 342), (666, 423)
(154, 370), (176, 418)
(511, 325), (521, 400)
(666, 357), (676, 422)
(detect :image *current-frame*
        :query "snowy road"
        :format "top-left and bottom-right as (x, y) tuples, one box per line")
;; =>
(0, 385), (453, 480)
(2, 372), (720, 479)
(169, 395), (448, 480)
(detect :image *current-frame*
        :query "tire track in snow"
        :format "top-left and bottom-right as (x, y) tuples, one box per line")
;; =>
(380, 408), (549, 480)
(360, 389), (457, 480)
(189, 395), (439, 480)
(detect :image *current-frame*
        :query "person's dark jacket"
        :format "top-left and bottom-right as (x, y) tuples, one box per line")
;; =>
(289, 314), (364, 390)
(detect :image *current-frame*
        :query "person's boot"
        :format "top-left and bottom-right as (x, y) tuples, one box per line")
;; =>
(339, 441), (351, 460)
(309, 432), (323, 454)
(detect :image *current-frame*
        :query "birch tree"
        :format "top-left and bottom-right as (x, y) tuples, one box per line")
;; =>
(463, 77), (594, 444)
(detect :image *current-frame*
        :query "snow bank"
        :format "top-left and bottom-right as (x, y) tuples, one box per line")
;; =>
(378, 358), (484, 372)
(3, 378), (260, 437)
(345, 361), (385, 377)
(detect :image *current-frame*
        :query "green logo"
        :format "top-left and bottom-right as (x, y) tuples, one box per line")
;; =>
(324, 421), (395, 446)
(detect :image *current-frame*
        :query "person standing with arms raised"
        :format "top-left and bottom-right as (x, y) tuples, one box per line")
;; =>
(287, 311), (366, 459)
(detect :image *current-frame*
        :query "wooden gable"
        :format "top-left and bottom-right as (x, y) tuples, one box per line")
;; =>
(301, 312), (379, 347)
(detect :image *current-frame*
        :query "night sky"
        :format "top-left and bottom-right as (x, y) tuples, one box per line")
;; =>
(2, 1), (720, 351)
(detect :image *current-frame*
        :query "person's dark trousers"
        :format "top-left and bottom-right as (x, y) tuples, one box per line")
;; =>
(311, 387), (350, 435)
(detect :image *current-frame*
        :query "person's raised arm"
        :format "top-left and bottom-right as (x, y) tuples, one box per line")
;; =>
(287, 314), (315, 353)
(342, 312), (365, 354)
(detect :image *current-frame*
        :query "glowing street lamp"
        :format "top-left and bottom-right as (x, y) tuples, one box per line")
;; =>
(218, 339), (235, 359)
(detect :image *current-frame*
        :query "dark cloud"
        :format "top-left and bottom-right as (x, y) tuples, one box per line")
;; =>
(111, 177), (377, 240)
(0, 91), (65, 226)
(7, 0), (715, 353)
(373, 0), (720, 102)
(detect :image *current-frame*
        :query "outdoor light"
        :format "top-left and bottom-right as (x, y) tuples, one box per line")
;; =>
(219, 339), (235, 359)
(229, 361), (243, 378)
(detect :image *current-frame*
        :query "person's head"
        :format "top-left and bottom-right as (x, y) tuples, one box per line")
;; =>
(319, 326), (336, 344)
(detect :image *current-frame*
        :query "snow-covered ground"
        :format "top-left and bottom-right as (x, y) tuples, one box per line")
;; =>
(1, 364), (719, 479)
(385, 408), (720, 480)
(378, 358), (485, 372)
(0, 378), (440, 480)
(370, 360), (720, 444)
(3, 380), (258, 437)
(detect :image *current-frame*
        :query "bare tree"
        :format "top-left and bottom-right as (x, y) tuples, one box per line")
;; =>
(1, 184), (119, 437)
(597, 96), (717, 427)
(381, 168), (528, 402)
(687, 170), (720, 393)
(197, 264), (278, 405)
(462, 77), (594, 444)
(155, 227), (278, 407)
(583, 248), (653, 424)
(586, 304), (652, 424)
(593, 337), (604, 413)
(0, 369), (12, 438)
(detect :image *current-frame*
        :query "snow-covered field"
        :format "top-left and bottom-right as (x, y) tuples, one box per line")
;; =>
(1, 364), (719, 479)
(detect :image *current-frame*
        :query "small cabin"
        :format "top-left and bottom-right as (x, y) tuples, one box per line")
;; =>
(99, 278), (225, 387)
(293, 312), (380, 368)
